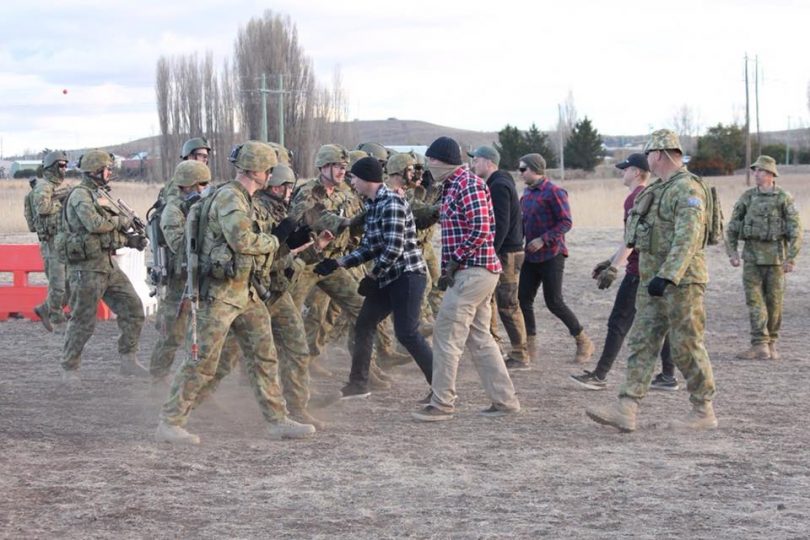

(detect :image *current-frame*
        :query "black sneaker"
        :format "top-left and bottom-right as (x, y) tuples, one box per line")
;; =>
(650, 373), (679, 391)
(411, 405), (454, 422)
(479, 404), (520, 417)
(570, 370), (607, 391)
(505, 357), (531, 371)
(340, 382), (371, 400)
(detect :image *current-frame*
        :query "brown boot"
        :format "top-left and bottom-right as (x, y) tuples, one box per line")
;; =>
(669, 401), (718, 430)
(768, 343), (780, 360)
(527, 335), (538, 364)
(735, 343), (771, 360)
(309, 359), (333, 378)
(586, 397), (638, 432)
(377, 350), (411, 370)
(33, 304), (53, 332)
(288, 409), (325, 431)
(574, 331), (594, 364)
(369, 368), (392, 390)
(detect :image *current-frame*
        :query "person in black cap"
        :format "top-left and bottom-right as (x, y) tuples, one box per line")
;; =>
(570, 153), (677, 391)
(313, 157), (433, 399)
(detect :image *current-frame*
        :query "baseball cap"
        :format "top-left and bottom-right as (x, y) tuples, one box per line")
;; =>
(615, 153), (650, 172)
(467, 145), (500, 166)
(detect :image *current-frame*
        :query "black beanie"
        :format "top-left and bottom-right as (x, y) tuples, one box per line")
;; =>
(350, 156), (383, 183)
(425, 136), (462, 165)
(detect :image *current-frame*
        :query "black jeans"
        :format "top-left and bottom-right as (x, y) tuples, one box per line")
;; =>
(593, 273), (674, 379)
(518, 254), (583, 337)
(350, 272), (433, 386)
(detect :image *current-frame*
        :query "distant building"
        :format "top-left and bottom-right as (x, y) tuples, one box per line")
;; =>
(10, 160), (41, 176)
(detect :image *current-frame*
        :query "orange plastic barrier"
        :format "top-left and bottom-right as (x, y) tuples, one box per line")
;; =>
(0, 244), (112, 322)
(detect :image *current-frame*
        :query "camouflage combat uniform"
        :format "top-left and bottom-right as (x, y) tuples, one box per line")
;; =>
(60, 178), (145, 371)
(726, 186), (802, 347)
(405, 184), (442, 323)
(621, 166), (716, 405)
(160, 180), (288, 427)
(148, 186), (192, 379)
(31, 169), (69, 325)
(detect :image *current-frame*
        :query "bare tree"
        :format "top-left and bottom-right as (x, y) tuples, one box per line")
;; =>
(557, 90), (578, 143)
(670, 104), (701, 154)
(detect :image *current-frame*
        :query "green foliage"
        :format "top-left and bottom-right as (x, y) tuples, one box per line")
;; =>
(13, 169), (38, 179)
(495, 123), (557, 170)
(759, 144), (787, 165)
(563, 117), (603, 172)
(689, 123), (745, 176)
(796, 148), (810, 164)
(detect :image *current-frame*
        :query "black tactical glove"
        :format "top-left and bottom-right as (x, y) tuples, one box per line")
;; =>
(592, 259), (612, 279)
(286, 224), (312, 250)
(126, 234), (148, 251)
(647, 276), (673, 297)
(596, 266), (618, 290)
(357, 276), (377, 297)
(271, 217), (296, 244)
(437, 259), (461, 291)
(314, 258), (340, 276)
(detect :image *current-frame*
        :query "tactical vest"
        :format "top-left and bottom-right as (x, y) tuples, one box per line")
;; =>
(742, 191), (787, 242)
(23, 190), (37, 234)
(58, 184), (128, 263)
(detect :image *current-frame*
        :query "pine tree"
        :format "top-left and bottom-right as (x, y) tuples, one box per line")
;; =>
(564, 117), (603, 171)
(495, 124), (528, 170)
(523, 123), (557, 168)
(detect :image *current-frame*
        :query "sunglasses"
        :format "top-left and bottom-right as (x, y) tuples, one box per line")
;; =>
(518, 167), (528, 173)
(57, 162), (68, 168)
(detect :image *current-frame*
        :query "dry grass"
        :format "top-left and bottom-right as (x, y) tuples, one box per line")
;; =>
(0, 180), (163, 234)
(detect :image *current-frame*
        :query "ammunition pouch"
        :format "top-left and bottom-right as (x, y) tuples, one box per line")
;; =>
(201, 243), (236, 280)
(624, 189), (655, 250)
(64, 233), (102, 262)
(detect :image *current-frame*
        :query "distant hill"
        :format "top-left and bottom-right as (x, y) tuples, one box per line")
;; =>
(337, 119), (501, 151)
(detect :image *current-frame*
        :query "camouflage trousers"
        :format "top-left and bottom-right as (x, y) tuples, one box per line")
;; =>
(423, 240), (443, 316)
(161, 298), (286, 427)
(62, 266), (144, 371)
(39, 240), (69, 324)
(743, 262), (785, 345)
(202, 291), (312, 413)
(620, 282), (716, 405)
(148, 277), (189, 378)
(489, 251), (529, 363)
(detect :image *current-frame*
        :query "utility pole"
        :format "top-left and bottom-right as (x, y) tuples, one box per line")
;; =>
(558, 104), (565, 181)
(258, 73), (294, 147)
(744, 54), (751, 186)
(786, 116), (791, 165)
(755, 55), (761, 154)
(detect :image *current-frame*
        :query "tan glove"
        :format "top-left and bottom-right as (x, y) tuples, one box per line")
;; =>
(596, 266), (618, 289)
(592, 259), (612, 279)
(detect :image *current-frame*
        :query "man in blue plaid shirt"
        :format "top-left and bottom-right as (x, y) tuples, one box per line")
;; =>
(314, 157), (433, 399)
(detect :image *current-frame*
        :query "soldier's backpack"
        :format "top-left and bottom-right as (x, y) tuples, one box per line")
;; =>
(699, 178), (724, 246)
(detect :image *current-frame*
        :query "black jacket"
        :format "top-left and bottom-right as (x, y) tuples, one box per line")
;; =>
(486, 169), (523, 254)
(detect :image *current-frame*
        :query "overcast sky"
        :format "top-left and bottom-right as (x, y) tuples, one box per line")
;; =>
(2, 0), (809, 157)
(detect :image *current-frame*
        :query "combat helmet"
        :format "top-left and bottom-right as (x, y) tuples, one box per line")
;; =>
(267, 163), (296, 186)
(315, 144), (350, 168)
(357, 142), (389, 163)
(349, 150), (369, 168)
(386, 152), (416, 176)
(43, 150), (69, 169)
(180, 137), (212, 159)
(268, 142), (293, 166)
(750, 155), (779, 177)
(78, 149), (114, 173)
(229, 140), (278, 172)
(172, 160), (211, 187)
(643, 129), (683, 154)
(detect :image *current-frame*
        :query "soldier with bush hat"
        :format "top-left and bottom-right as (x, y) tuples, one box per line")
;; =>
(726, 154), (802, 360)
(32, 150), (71, 332)
(60, 149), (149, 383)
(157, 140), (314, 444)
(587, 129), (717, 432)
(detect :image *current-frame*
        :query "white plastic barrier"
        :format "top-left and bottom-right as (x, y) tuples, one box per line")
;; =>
(114, 247), (158, 317)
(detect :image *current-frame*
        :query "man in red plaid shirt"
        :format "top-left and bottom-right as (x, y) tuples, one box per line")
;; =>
(412, 137), (520, 422)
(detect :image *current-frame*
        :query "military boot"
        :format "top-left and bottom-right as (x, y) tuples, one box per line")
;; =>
(267, 417), (315, 440)
(33, 304), (53, 332)
(369, 368), (392, 390)
(61, 369), (81, 385)
(669, 401), (718, 430)
(378, 350), (411, 370)
(768, 342), (781, 360)
(735, 343), (771, 360)
(155, 420), (200, 445)
(309, 359), (333, 378)
(288, 409), (325, 430)
(573, 331), (595, 364)
(527, 335), (538, 363)
(120, 352), (150, 377)
(586, 397), (639, 432)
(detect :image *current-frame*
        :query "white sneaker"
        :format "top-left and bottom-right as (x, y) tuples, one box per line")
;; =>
(267, 417), (315, 440)
(155, 421), (200, 445)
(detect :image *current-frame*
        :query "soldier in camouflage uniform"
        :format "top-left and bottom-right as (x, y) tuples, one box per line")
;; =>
(156, 141), (314, 444)
(726, 155), (802, 360)
(587, 129), (717, 432)
(59, 149), (149, 383)
(197, 164), (332, 428)
(147, 160), (210, 382)
(31, 150), (71, 332)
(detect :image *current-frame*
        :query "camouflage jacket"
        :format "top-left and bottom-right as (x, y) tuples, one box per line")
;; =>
(23, 187), (37, 234)
(725, 186), (802, 265)
(288, 177), (363, 259)
(626, 166), (708, 285)
(160, 190), (189, 277)
(62, 178), (128, 272)
(200, 181), (279, 309)
(405, 184), (441, 247)
(31, 170), (66, 240)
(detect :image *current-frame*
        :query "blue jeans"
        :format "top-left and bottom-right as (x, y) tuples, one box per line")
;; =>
(350, 272), (433, 386)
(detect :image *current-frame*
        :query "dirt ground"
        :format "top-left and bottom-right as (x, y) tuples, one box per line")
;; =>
(1, 226), (809, 539)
